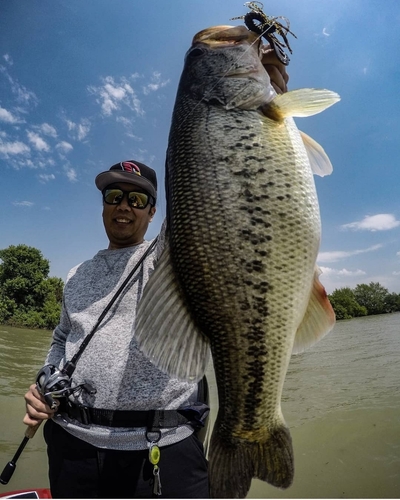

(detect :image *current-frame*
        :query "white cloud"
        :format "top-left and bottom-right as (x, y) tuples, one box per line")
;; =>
(0, 65), (38, 107)
(0, 139), (30, 157)
(396, 251), (400, 257)
(116, 116), (134, 128)
(105, 82), (127, 100)
(38, 123), (57, 138)
(142, 71), (170, 95)
(393, 271), (400, 276)
(130, 149), (156, 166)
(0, 106), (20, 123)
(9, 157), (56, 170)
(3, 54), (13, 65)
(20, 159), (35, 168)
(88, 76), (144, 116)
(13, 200), (34, 207)
(322, 27), (331, 37)
(115, 116), (144, 140)
(66, 118), (91, 141)
(318, 244), (382, 263)
(27, 131), (50, 152)
(38, 173), (56, 183)
(341, 214), (400, 231)
(319, 267), (368, 294)
(65, 167), (77, 182)
(56, 141), (73, 153)
(320, 267), (367, 277)
(77, 122), (90, 140)
(125, 132), (143, 141)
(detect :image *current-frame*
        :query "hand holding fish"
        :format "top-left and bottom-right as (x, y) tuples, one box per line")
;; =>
(262, 45), (289, 94)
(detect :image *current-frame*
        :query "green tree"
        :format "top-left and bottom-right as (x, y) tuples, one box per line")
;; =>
(0, 245), (50, 310)
(329, 287), (367, 319)
(384, 292), (400, 313)
(328, 299), (351, 320)
(0, 296), (16, 323)
(354, 282), (389, 315)
(35, 276), (64, 306)
(0, 244), (63, 329)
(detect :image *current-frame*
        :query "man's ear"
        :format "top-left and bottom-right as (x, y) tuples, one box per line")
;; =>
(149, 206), (156, 221)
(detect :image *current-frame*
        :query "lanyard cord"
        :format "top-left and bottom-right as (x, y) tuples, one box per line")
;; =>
(62, 237), (159, 377)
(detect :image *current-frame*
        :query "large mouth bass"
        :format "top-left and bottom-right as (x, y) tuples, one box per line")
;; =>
(136, 25), (338, 498)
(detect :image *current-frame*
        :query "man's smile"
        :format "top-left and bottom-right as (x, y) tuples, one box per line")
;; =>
(115, 218), (132, 224)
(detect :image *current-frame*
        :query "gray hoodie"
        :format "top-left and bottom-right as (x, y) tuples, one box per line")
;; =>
(46, 236), (198, 450)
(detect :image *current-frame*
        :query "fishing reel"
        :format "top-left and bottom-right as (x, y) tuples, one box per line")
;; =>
(36, 364), (96, 410)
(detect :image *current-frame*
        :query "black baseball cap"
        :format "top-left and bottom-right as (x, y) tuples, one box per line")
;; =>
(95, 160), (157, 199)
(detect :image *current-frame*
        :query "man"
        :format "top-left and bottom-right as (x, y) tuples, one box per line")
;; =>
(24, 49), (289, 498)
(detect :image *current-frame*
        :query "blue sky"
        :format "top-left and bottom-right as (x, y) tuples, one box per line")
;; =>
(1, 0), (400, 294)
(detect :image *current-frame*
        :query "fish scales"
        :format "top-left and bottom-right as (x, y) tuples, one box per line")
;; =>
(135, 25), (339, 498)
(168, 110), (319, 427)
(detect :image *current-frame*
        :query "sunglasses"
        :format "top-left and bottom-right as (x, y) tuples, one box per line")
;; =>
(102, 188), (154, 209)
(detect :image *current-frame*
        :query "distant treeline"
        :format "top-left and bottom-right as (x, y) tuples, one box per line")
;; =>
(0, 244), (64, 330)
(328, 282), (400, 320)
(1, 244), (399, 330)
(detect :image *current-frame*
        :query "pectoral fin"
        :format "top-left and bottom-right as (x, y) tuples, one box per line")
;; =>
(292, 266), (336, 354)
(300, 130), (333, 177)
(135, 240), (210, 382)
(261, 88), (340, 122)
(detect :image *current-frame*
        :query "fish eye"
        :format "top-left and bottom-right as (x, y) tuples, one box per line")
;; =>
(187, 47), (205, 58)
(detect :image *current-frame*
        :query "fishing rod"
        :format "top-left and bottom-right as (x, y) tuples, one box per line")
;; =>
(0, 424), (40, 485)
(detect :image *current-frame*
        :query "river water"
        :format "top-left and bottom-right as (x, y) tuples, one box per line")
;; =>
(0, 314), (399, 497)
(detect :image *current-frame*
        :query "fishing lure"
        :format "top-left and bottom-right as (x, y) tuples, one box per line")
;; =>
(231, 1), (297, 65)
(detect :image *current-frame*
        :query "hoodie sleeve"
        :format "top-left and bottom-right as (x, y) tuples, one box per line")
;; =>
(44, 294), (71, 368)
(44, 266), (79, 368)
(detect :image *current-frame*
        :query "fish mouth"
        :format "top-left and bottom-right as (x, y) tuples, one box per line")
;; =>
(192, 25), (262, 77)
(192, 25), (260, 47)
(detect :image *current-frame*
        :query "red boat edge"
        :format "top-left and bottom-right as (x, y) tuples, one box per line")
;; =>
(0, 489), (51, 499)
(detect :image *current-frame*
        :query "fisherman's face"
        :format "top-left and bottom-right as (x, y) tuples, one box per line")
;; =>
(102, 182), (156, 250)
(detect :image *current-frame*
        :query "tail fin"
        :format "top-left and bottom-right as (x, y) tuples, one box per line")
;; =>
(253, 426), (294, 489)
(209, 425), (294, 498)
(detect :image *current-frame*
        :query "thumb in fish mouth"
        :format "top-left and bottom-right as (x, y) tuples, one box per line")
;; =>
(261, 46), (289, 94)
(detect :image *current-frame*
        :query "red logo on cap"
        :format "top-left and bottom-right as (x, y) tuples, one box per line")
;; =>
(121, 161), (141, 176)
